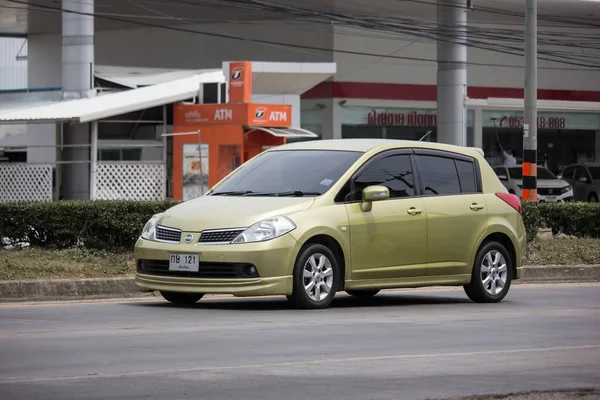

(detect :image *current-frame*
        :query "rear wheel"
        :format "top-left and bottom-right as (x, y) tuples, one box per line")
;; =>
(346, 289), (380, 298)
(589, 193), (598, 203)
(160, 291), (204, 305)
(287, 243), (340, 309)
(464, 241), (512, 303)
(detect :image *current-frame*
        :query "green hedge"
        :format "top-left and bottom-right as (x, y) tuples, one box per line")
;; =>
(1, 200), (599, 251)
(521, 201), (542, 242)
(0, 200), (178, 252)
(539, 202), (600, 238)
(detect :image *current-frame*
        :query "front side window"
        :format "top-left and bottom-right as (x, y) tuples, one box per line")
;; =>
(210, 150), (362, 196)
(349, 154), (415, 201)
(416, 155), (462, 196)
(561, 166), (575, 180)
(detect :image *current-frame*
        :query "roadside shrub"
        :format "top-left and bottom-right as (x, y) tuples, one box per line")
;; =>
(539, 202), (600, 238)
(0, 200), (179, 252)
(1, 199), (599, 252)
(521, 200), (542, 242)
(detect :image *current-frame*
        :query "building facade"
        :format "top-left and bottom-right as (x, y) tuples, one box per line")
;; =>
(1, 0), (599, 190)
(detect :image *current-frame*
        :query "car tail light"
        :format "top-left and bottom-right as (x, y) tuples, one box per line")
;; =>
(496, 193), (522, 215)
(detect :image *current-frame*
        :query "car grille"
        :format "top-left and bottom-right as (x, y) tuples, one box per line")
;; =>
(199, 229), (245, 244)
(156, 226), (182, 243)
(538, 188), (560, 196)
(137, 260), (259, 278)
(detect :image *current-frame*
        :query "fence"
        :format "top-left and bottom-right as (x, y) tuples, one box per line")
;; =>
(94, 162), (166, 200)
(0, 163), (53, 202)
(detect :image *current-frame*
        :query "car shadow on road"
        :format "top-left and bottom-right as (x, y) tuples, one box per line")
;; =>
(126, 292), (476, 311)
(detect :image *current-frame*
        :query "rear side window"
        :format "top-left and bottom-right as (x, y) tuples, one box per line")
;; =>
(455, 160), (477, 193)
(416, 155), (461, 195)
(416, 154), (480, 196)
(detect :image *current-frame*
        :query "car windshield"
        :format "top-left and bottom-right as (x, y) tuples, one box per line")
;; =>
(509, 166), (557, 180)
(588, 167), (600, 180)
(210, 150), (363, 196)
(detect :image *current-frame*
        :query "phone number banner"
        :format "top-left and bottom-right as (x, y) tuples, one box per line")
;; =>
(483, 111), (600, 130)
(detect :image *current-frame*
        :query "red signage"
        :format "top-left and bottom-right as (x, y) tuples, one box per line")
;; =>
(368, 110), (437, 126)
(174, 103), (292, 128)
(498, 115), (566, 129)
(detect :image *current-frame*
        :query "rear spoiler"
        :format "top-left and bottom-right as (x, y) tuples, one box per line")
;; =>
(468, 147), (485, 157)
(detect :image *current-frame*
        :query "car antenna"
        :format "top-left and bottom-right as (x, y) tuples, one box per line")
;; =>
(419, 130), (432, 141)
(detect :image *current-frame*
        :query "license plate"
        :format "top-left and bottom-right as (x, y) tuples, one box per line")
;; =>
(169, 254), (199, 272)
(545, 196), (557, 202)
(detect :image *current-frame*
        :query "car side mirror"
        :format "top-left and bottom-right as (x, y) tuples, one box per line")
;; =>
(497, 174), (508, 181)
(579, 176), (590, 183)
(361, 185), (390, 212)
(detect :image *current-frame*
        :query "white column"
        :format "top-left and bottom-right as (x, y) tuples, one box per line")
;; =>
(89, 121), (98, 200)
(437, 0), (468, 146)
(474, 107), (483, 149)
(61, 0), (95, 199)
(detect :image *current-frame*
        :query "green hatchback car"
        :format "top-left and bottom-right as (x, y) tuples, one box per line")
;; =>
(135, 139), (526, 309)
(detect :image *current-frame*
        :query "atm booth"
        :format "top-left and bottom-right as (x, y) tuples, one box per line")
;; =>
(172, 61), (319, 201)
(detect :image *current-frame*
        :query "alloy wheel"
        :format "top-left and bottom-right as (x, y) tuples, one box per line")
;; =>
(480, 250), (508, 296)
(302, 253), (334, 302)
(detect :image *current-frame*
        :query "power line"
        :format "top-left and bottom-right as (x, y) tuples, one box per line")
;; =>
(5, 0), (600, 71)
(176, 0), (600, 67)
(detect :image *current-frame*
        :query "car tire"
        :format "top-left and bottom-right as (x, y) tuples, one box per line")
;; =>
(589, 193), (598, 203)
(346, 289), (380, 298)
(463, 241), (513, 303)
(160, 291), (204, 305)
(287, 243), (340, 309)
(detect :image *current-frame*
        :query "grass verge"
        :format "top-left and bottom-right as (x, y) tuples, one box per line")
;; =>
(524, 237), (600, 266)
(0, 246), (135, 281)
(1, 238), (599, 281)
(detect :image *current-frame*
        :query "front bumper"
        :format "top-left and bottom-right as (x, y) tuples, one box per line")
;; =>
(537, 190), (573, 203)
(134, 234), (298, 297)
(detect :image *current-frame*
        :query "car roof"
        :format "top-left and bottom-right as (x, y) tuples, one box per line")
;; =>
(273, 138), (483, 157)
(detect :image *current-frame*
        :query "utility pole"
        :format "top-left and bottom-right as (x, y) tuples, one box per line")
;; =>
(522, 0), (538, 202)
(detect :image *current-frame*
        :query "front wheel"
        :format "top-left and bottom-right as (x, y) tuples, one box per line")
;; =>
(589, 193), (598, 203)
(160, 291), (204, 305)
(287, 244), (340, 309)
(464, 241), (512, 303)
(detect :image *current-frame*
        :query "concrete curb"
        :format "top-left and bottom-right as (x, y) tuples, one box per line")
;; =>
(518, 265), (600, 283)
(1, 265), (599, 302)
(0, 277), (156, 303)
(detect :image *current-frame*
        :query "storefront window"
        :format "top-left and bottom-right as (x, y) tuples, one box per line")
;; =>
(297, 108), (323, 143)
(341, 107), (474, 146)
(482, 111), (600, 174)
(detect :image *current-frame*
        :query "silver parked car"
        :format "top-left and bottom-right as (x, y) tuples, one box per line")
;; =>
(493, 164), (574, 203)
(558, 163), (600, 203)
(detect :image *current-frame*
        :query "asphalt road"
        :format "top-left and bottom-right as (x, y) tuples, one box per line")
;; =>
(0, 283), (599, 400)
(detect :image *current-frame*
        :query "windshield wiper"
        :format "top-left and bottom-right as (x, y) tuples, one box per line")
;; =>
(210, 191), (255, 196)
(213, 190), (322, 197)
(273, 191), (322, 197)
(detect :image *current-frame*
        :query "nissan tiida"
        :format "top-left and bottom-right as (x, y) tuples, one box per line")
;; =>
(135, 139), (526, 309)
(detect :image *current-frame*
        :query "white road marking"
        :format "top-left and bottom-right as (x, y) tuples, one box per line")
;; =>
(1, 344), (599, 384)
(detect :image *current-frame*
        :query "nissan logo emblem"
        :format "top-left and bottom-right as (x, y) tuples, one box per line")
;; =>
(184, 234), (194, 244)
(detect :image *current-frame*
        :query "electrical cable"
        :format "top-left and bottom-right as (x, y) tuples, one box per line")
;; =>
(4, 0), (600, 70)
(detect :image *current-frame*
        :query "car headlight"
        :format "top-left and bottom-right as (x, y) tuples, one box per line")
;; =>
(561, 185), (572, 194)
(141, 214), (161, 241)
(232, 216), (296, 244)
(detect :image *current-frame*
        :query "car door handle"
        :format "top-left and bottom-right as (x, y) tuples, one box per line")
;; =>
(470, 203), (484, 211)
(407, 207), (423, 215)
